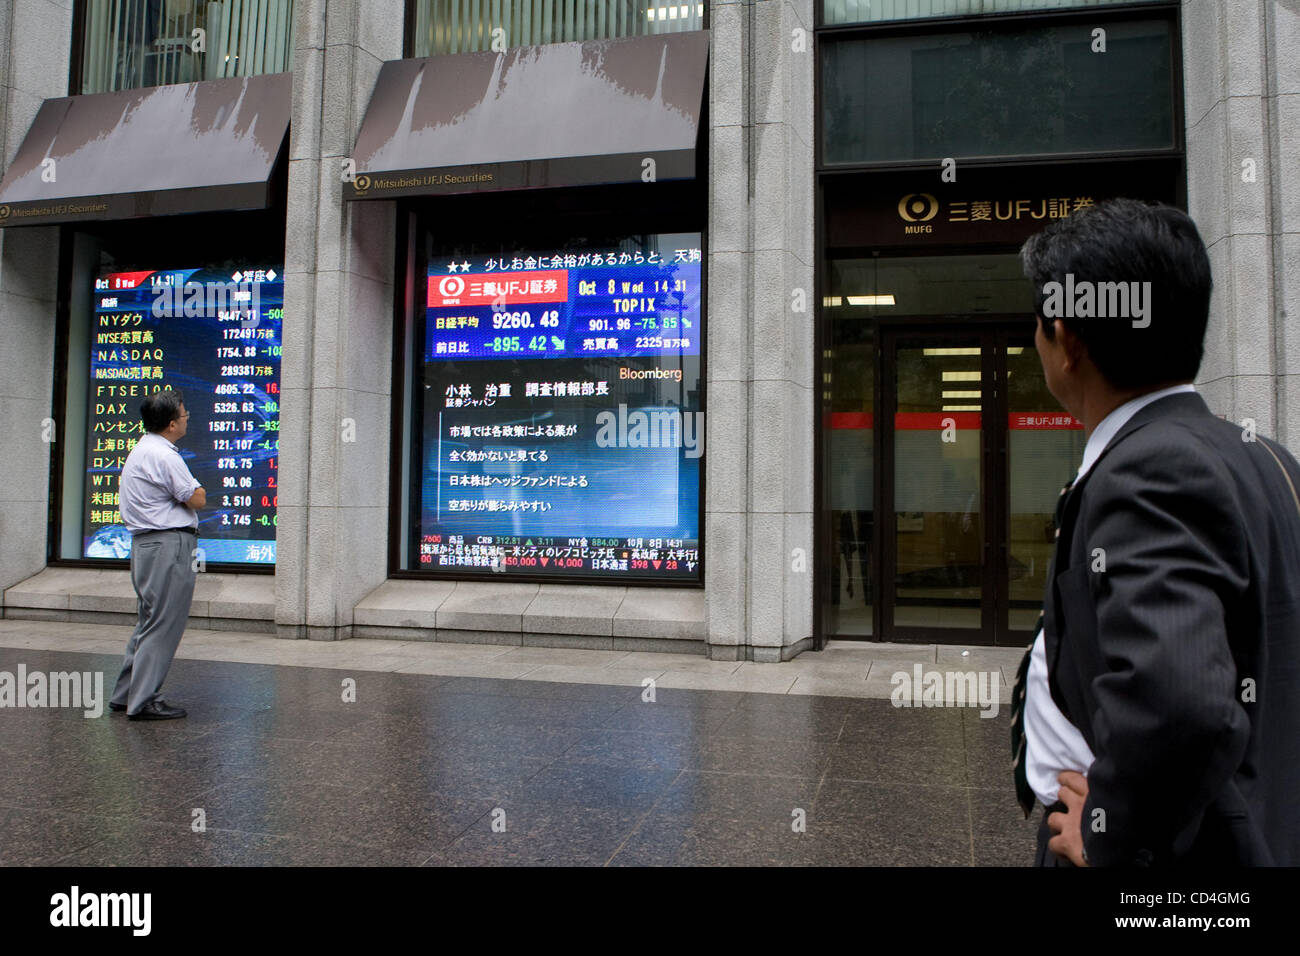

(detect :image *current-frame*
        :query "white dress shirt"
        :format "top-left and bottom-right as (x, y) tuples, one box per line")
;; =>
(118, 432), (202, 533)
(1024, 383), (1197, 805)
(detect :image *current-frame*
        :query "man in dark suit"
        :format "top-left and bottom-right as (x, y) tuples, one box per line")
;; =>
(1011, 198), (1300, 866)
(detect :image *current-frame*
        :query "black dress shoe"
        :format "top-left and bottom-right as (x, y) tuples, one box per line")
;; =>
(127, 700), (187, 720)
(109, 701), (126, 712)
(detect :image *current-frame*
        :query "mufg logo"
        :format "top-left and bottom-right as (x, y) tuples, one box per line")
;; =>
(898, 193), (939, 234)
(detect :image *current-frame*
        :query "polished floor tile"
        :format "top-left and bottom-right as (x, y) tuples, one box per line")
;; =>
(0, 645), (1038, 866)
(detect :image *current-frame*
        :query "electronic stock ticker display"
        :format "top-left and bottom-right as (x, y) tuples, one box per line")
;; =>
(83, 266), (283, 564)
(421, 235), (703, 582)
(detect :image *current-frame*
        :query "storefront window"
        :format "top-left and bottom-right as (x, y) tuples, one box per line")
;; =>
(77, 0), (295, 93)
(56, 214), (286, 568)
(823, 0), (1156, 28)
(821, 16), (1175, 163)
(411, 0), (705, 57)
(398, 229), (704, 583)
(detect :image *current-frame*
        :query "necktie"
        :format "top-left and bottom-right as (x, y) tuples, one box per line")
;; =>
(1011, 475), (1076, 818)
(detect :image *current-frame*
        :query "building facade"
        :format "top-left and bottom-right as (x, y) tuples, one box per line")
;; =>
(0, 0), (1295, 661)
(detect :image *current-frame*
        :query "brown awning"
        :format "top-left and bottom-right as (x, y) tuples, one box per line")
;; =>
(0, 73), (290, 228)
(345, 31), (709, 201)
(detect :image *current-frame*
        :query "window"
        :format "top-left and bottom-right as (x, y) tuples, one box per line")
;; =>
(76, 0), (295, 94)
(823, 0), (1156, 28)
(54, 211), (287, 569)
(410, 0), (705, 57)
(821, 16), (1175, 163)
(394, 210), (706, 584)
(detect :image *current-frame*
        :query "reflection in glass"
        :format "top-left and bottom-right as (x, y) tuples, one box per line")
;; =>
(824, 0), (1152, 27)
(1006, 333), (1085, 632)
(822, 18), (1173, 163)
(893, 343), (982, 630)
(413, 0), (706, 57)
(825, 327), (874, 636)
(79, 0), (295, 94)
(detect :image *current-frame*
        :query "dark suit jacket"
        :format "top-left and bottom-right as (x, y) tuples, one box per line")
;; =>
(1045, 391), (1300, 866)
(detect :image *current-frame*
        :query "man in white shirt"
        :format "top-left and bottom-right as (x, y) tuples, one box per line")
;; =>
(108, 389), (206, 720)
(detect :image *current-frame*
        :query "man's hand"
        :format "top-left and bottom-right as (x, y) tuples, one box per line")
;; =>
(186, 486), (206, 510)
(1046, 770), (1091, 867)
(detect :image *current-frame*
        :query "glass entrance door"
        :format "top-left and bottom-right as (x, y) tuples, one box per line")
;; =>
(875, 322), (1082, 645)
(882, 329), (990, 641)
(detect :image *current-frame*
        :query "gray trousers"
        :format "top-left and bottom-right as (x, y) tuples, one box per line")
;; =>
(111, 529), (197, 714)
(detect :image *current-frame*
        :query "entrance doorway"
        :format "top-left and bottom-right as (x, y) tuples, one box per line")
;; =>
(882, 319), (1082, 644)
(822, 317), (1085, 646)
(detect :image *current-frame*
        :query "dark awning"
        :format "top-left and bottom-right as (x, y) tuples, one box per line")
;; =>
(345, 31), (709, 201)
(0, 73), (291, 228)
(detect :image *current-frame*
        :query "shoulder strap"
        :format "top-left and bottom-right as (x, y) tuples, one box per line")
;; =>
(1259, 438), (1300, 519)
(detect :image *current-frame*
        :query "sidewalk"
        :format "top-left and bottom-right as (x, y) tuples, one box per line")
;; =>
(0, 619), (1024, 699)
(0, 620), (1037, 866)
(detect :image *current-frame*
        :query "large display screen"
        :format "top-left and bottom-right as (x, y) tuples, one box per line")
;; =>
(83, 266), (283, 564)
(419, 234), (703, 582)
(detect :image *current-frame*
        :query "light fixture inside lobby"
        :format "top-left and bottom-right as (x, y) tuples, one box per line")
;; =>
(925, 347), (1025, 356)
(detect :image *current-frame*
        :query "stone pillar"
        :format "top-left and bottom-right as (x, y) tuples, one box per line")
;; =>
(706, 0), (815, 661)
(1182, 0), (1300, 453)
(0, 0), (71, 599)
(704, 0), (749, 659)
(277, 0), (403, 639)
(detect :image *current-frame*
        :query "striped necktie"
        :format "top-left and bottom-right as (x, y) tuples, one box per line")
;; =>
(1011, 475), (1076, 818)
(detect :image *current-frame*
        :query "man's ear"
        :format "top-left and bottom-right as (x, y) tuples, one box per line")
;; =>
(1056, 320), (1088, 369)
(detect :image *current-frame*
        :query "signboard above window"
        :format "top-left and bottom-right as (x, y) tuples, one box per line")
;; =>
(822, 158), (1180, 249)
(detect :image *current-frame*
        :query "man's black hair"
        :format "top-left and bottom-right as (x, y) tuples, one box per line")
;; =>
(140, 389), (185, 434)
(1019, 198), (1212, 390)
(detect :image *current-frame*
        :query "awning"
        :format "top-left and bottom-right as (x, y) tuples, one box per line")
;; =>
(0, 72), (291, 228)
(345, 31), (709, 201)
